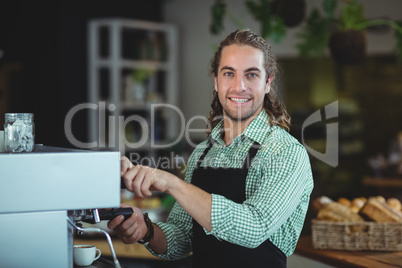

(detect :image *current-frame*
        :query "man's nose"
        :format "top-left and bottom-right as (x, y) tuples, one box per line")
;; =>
(234, 76), (246, 92)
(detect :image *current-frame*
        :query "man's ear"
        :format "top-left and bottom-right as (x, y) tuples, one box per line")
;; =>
(265, 75), (273, 94)
(214, 76), (218, 92)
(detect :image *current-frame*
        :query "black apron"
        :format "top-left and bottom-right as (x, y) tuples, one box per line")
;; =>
(191, 141), (287, 268)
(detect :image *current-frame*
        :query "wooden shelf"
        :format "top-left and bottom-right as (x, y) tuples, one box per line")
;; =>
(296, 236), (402, 268)
(362, 177), (402, 188)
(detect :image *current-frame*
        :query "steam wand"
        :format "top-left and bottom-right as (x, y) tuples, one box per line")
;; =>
(67, 217), (122, 268)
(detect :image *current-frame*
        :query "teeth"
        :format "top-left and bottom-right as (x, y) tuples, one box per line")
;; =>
(230, 98), (249, 103)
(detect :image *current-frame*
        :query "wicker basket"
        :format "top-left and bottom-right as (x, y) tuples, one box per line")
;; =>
(311, 219), (402, 251)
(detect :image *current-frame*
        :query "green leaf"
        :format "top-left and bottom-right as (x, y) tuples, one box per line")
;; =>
(210, 0), (226, 35)
(245, 0), (286, 43)
(322, 0), (337, 19)
(131, 69), (155, 83)
(394, 21), (402, 61)
(296, 8), (331, 58)
(267, 16), (287, 43)
(340, 0), (366, 30)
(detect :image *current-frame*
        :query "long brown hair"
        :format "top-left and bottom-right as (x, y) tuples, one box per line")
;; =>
(207, 29), (291, 133)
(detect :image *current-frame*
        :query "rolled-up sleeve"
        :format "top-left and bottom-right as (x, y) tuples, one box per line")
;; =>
(145, 201), (193, 260)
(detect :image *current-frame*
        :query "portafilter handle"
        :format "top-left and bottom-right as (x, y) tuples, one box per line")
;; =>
(98, 207), (134, 222)
(74, 208), (134, 224)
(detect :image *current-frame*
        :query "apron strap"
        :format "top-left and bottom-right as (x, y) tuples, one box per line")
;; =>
(241, 141), (260, 169)
(195, 142), (214, 169)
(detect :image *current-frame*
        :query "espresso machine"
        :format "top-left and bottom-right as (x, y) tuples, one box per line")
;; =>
(0, 145), (130, 268)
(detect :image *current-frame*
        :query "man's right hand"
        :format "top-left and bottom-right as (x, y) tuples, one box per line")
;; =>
(120, 156), (179, 198)
(107, 204), (148, 244)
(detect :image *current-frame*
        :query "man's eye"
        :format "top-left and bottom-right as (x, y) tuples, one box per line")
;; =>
(224, 72), (234, 77)
(247, 73), (257, 78)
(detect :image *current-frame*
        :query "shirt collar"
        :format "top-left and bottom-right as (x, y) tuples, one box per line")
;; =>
(209, 109), (270, 145)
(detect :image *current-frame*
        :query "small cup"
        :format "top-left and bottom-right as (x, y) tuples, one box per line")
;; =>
(73, 245), (101, 266)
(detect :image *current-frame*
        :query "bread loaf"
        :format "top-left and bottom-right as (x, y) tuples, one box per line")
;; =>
(359, 197), (402, 223)
(337, 197), (352, 207)
(348, 197), (366, 213)
(312, 196), (334, 213)
(352, 197), (366, 209)
(317, 202), (364, 222)
(387, 198), (402, 212)
(375, 195), (386, 203)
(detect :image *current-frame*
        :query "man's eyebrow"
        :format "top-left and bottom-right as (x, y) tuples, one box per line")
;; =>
(220, 66), (235, 72)
(245, 67), (261, 72)
(219, 66), (262, 72)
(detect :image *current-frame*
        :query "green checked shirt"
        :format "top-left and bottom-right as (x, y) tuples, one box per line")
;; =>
(146, 109), (314, 259)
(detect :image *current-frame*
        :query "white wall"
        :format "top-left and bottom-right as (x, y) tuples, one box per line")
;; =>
(163, 0), (402, 140)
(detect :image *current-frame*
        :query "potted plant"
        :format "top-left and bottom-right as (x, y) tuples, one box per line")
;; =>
(124, 68), (155, 102)
(209, 0), (306, 43)
(296, 0), (402, 64)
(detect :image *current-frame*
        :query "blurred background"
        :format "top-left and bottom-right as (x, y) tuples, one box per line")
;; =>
(1, 0), (402, 266)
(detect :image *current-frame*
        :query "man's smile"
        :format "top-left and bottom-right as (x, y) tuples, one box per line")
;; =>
(229, 97), (251, 104)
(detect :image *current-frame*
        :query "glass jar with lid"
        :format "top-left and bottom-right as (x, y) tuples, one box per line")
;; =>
(4, 113), (35, 152)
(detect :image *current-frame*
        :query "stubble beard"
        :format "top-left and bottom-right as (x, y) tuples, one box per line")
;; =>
(222, 98), (264, 123)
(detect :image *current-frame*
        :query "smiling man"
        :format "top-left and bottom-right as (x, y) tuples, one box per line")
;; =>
(109, 29), (314, 267)
(213, 43), (271, 145)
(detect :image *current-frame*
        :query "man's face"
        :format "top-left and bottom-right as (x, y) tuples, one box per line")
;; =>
(214, 44), (271, 123)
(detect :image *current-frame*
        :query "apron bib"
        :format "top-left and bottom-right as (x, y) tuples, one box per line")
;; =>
(191, 141), (286, 267)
